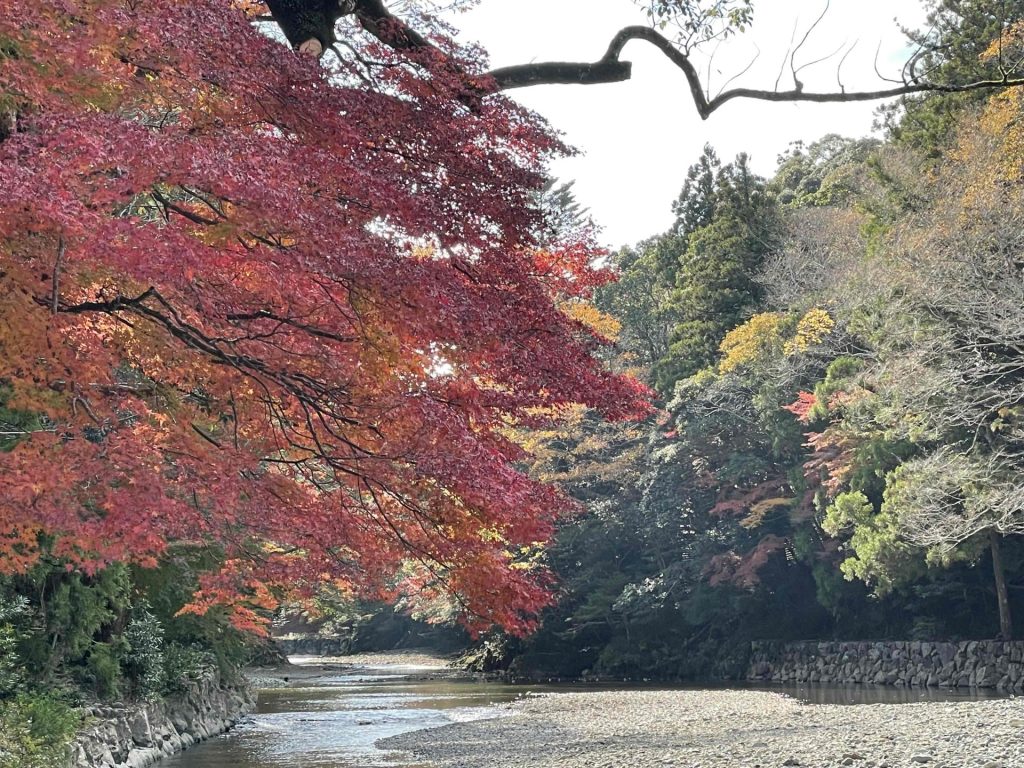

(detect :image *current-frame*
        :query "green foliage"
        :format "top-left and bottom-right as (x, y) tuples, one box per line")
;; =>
(498, 40), (1024, 676)
(130, 554), (255, 682)
(0, 382), (49, 452)
(0, 693), (79, 768)
(122, 604), (166, 697)
(771, 136), (881, 208)
(0, 550), (243, 722)
(642, 1), (753, 48)
(653, 151), (780, 392)
(672, 143), (721, 234)
(83, 643), (123, 700)
(161, 643), (216, 694)
(595, 245), (674, 368)
(823, 491), (922, 592)
(0, 595), (27, 696)
(16, 564), (131, 696)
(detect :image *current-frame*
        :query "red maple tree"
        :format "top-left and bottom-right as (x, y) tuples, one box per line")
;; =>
(0, 1), (649, 634)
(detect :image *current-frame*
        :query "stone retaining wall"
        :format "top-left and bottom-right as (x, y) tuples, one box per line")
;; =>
(69, 669), (254, 768)
(274, 634), (353, 657)
(747, 640), (1024, 690)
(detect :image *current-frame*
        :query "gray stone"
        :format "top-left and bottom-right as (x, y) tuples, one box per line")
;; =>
(68, 670), (254, 768)
(129, 709), (153, 747)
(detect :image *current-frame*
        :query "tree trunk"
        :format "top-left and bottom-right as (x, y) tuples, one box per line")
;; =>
(990, 530), (1013, 639)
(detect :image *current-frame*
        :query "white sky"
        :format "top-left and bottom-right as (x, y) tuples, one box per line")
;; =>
(444, 0), (928, 248)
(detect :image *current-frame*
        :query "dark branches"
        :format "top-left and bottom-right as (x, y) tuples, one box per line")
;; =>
(481, 25), (1024, 119)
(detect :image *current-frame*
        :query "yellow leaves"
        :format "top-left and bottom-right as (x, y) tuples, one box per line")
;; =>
(719, 308), (835, 375)
(718, 312), (785, 374)
(740, 497), (795, 529)
(510, 541), (546, 570)
(784, 308), (836, 355)
(478, 527), (507, 543)
(981, 21), (1024, 64)
(977, 89), (1024, 176)
(560, 300), (621, 341)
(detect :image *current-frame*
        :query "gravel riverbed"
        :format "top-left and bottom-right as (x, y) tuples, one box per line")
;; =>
(379, 688), (1024, 768)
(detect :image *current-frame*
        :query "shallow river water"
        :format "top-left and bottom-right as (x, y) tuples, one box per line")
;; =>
(161, 660), (1007, 768)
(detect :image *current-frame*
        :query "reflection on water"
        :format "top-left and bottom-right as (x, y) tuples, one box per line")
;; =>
(162, 664), (1010, 768)
(161, 668), (528, 768)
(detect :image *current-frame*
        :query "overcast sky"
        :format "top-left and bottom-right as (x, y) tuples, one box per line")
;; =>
(442, 0), (928, 248)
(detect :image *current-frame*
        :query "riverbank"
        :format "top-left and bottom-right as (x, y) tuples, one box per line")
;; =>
(381, 688), (1024, 767)
(69, 669), (253, 768)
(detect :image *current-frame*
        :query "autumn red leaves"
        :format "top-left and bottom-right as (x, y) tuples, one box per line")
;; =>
(0, 1), (649, 635)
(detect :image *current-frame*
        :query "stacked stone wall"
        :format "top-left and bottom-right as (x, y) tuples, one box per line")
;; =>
(274, 634), (353, 656)
(69, 669), (254, 768)
(748, 640), (1024, 690)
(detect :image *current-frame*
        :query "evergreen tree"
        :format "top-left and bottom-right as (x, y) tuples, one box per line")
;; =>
(672, 143), (721, 235)
(653, 153), (779, 392)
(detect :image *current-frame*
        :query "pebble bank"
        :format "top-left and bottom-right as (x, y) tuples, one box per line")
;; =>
(381, 688), (1024, 768)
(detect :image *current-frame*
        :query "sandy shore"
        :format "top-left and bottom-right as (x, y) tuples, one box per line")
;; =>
(380, 688), (1024, 768)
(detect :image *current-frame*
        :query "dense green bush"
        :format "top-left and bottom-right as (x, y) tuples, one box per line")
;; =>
(0, 596), (28, 696)
(123, 604), (166, 697)
(0, 693), (79, 768)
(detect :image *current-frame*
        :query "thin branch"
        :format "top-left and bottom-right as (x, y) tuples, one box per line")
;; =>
(872, 40), (904, 85)
(836, 40), (857, 93)
(51, 235), (65, 315)
(794, 39), (848, 83)
(775, 19), (799, 93)
(191, 422), (223, 449)
(716, 45), (760, 100)
(789, 0), (831, 91)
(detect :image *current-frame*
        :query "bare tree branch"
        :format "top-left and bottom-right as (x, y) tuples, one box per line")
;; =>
(789, 0), (831, 92)
(482, 26), (1024, 120)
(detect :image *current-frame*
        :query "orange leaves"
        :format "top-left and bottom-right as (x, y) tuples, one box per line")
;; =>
(231, 0), (269, 18)
(784, 391), (818, 424)
(705, 535), (788, 589)
(560, 299), (621, 342)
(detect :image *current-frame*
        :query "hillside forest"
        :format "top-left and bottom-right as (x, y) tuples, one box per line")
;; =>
(486, 2), (1024, 679)
(3, 0), (1024, 764)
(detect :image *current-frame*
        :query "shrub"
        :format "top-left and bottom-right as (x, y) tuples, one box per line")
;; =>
(82, 644), (123, 700)
(0, 693), (79, 768)
(162, 643), (216, 694)
(0, 595), (28, 695)
(123, 605), (166, 697)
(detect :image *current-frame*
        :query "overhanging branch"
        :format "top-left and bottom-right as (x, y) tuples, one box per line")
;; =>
(482, 25), (1024, 119)
(266, 4), (1024, 119)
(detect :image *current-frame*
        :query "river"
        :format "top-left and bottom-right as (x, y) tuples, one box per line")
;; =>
(161, 655), (1007, 768)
